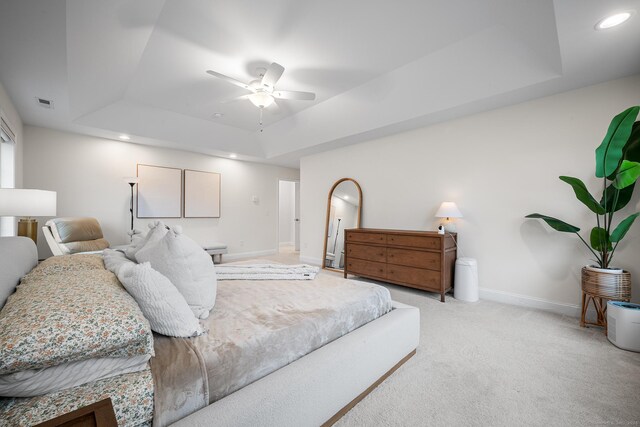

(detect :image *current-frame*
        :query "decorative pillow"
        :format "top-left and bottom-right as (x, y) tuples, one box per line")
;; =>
(135, 226), (217, 319)
(0, 257), (153, 375)
(124, 221), (168, 261)
(116, 261), (205, 338)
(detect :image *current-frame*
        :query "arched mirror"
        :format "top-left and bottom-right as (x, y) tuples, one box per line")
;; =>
(322, 178), (362, 271)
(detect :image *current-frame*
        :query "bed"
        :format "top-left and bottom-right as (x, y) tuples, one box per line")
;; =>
(0, 236), (419, 426)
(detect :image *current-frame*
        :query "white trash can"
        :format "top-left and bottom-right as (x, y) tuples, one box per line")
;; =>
(454, 257), (478, 302)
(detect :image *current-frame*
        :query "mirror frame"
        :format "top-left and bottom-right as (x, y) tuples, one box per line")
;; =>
(322, 177), (363, 272)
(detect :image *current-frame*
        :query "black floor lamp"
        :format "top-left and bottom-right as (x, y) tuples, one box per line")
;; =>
(124, 177), (139, 233)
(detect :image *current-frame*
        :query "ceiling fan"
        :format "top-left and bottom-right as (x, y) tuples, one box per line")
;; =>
(206, 62), (316, 129)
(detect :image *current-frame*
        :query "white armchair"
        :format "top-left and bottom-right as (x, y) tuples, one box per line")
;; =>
(42, 217), (110, 256)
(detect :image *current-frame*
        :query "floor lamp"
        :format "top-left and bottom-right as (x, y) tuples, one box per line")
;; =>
(0, 189), (57, 243)
(124, 177), (139, 234)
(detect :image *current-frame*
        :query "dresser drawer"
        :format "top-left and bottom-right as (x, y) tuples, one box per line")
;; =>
(387, 264), (440, 290)
(346, 231), (386, 245)
(347, 243), (387, 262)
(387, 234), (440, 250)
(387, 248), (440, 271)
(346, 258), (386, 279)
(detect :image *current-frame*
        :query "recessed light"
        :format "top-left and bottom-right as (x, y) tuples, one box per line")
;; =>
(119, 134), (131, 140)
(229, 153), (237, 158)
(595, 11), (633, 30)
(212, 112), (224, 118)
(344, 195), (350, 200)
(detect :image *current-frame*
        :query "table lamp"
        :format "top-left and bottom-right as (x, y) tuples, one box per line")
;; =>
(0, 189), (57, 243)
(435, 201), (462, 232)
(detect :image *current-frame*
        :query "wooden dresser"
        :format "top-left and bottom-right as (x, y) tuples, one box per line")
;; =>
(344, 228), (457, 302)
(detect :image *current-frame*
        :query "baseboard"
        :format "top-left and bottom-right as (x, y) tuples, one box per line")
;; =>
(479, 287), (581, 318)
(224, 249), (277, 261)
(300, 255), (322, 266)
(279, 241), (294, 247)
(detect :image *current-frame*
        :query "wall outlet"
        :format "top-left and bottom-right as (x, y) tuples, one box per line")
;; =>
(239, 240), (244, 247)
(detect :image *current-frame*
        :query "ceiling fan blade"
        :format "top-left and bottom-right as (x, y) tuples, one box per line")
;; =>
(206, 70), (252, 91)
(220, 94), (251, 104)
(273, 90), (316, 101)
(261, 62), (285, 89)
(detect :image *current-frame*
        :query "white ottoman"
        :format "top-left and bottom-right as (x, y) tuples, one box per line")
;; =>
(454, 257), (479, 302)
(203, 243), (228, 264)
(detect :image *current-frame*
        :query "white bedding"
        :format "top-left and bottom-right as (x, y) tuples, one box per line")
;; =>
(0, 354), (150, 397)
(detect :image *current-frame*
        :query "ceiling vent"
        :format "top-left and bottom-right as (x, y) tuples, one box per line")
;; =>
(35, 97), (54, 109)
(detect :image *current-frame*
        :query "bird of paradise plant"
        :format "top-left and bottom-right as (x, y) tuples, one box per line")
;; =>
(526, 106), (640, 269)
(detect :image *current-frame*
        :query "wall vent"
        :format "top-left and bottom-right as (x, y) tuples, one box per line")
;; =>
(35, 97), (54, 109)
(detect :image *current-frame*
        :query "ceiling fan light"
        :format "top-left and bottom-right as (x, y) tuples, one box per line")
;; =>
(249, 92), (274, 108)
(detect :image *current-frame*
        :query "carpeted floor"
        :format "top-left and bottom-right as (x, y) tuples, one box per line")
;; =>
(337, 283), (640, 427)
(238, 252), (640, 426)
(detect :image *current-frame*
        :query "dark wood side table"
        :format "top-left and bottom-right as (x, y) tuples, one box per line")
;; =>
(34, 398), (117, 427)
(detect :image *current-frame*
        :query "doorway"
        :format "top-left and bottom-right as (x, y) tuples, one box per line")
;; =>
(278, 179), (300, 254)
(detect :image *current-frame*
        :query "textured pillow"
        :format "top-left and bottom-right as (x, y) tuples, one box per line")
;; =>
(135, 226), (217, 319)
(124, 221), (168, 261)
(116, 262), (205, 338)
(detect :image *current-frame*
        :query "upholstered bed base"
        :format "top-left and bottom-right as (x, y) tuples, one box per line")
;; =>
(172, 300), (420, 427)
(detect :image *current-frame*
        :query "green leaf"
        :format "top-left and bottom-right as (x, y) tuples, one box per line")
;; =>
(613, 160), (640, 189)
(623, 121), (640, 163)
(590, 227), (612, 251)
(559, 176), (605, 214)
(600, 182), (635, 213)
(595, 106), (639, 178)
(611, 212), (640, 242)
(525, 214), (580, 233)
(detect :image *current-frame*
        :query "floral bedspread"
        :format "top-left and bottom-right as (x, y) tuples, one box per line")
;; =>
(0, 255), (154, 375)
(0, 368), (154, 426)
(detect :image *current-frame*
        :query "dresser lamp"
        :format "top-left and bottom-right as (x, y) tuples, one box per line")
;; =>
(435, 201), (462, 232)
(0, 189), (57, 243)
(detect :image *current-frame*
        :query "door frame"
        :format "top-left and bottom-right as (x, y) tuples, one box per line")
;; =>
(277, 178), (300, 253)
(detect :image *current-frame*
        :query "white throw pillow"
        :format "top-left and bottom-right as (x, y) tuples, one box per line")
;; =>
(116, 261), (205, 338)
(135, 226), (217, 319)
(102, 248), (133, 276)
(124, 221), (168, 261)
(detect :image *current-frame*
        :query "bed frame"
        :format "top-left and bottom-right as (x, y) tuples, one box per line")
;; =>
(0, 237), (420, 426)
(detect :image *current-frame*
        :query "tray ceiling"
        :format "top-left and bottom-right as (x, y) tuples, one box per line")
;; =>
(1, 0), (639, 166)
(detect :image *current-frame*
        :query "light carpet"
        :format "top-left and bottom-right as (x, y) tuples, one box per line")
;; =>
(337, 283), (640, 427)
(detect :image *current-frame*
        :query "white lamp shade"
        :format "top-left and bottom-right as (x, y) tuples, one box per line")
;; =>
(0, 189), (57, 217)
(124, 176), (139, 184)
(435, 201), (462, 218)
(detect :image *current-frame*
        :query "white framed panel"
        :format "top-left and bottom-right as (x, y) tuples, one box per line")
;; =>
(184, 169), (221, 218)
(137, 164), (182, 218)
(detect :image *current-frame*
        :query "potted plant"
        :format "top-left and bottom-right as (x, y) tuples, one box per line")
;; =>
(526, 106), (640, 327)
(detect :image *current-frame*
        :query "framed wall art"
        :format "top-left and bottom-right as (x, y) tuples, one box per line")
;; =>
(137, 164), (182, 218)
(183, 169), (221, 218)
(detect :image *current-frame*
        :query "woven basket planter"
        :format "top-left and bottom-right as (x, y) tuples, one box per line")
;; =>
(580, 266), (631, 329)
(581, 267), (631, 300)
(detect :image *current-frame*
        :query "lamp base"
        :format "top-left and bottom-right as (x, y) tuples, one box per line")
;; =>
(18, 218), (38, 243)
(440, 220), (457, 233)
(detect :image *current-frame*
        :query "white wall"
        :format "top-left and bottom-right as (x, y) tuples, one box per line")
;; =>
(278, 180), (296, 245)
(301, 74), (640, 310)
(24, 126), (299, 259)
